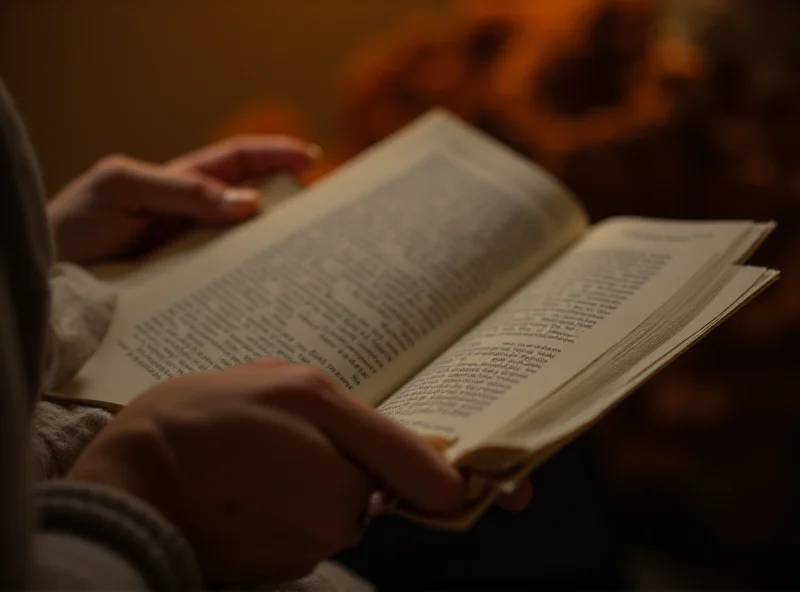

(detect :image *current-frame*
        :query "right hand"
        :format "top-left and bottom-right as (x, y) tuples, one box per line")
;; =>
(66, 358), (464, 584)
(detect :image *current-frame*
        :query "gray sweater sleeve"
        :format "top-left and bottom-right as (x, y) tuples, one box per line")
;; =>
(34, 481), (202, 591)
(0, 79), (202, 591)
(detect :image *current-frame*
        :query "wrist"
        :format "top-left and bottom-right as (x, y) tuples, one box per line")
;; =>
(66, 420), (181, 527)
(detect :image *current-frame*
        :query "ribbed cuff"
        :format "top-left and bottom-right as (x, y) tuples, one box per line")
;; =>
(36, 481), (202, 591)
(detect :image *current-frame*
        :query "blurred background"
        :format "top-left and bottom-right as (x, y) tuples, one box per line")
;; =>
(3, 0), (800, 588)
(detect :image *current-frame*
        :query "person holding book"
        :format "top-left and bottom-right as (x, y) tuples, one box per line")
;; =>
(2, 64), (776, 588)
(0, 80), (533, 590)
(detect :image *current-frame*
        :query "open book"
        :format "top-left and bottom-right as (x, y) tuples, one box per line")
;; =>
(55, 110), (778, 529)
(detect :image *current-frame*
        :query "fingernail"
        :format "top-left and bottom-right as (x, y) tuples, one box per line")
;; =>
(220, 188), (259, 212)
(306, 144), (323, 160)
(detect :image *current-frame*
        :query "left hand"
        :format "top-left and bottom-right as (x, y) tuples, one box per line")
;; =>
(47, 135), (320, 264)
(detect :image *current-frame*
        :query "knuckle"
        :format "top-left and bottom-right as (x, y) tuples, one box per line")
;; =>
(258, 364), (344, 412)
(293, 366), (340, 398)
(95, 153), (133, 175)
(91, 154), (136, 189)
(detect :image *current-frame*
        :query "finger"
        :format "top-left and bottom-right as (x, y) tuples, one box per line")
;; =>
(494, 480), (533, 512)
(245, 409), (375, 548)
(168, 135), (321, 185)
(113, 159), (261, 222)
(251, 364), (465, 514)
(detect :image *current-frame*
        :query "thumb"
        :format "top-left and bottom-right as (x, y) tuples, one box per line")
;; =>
(122, 161), (261, 223)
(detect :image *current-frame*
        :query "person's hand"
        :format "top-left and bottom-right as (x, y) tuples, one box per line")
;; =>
(495, 480), (533, 512)
(47, 135), (319, 264)
(66, 358), (464, 585)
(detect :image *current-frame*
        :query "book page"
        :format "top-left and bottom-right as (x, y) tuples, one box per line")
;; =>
(494, 265), (777, 452)
(60, 111), (588, 407)
(391, 265), (776, 532)
(377, 218), (771, 460)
